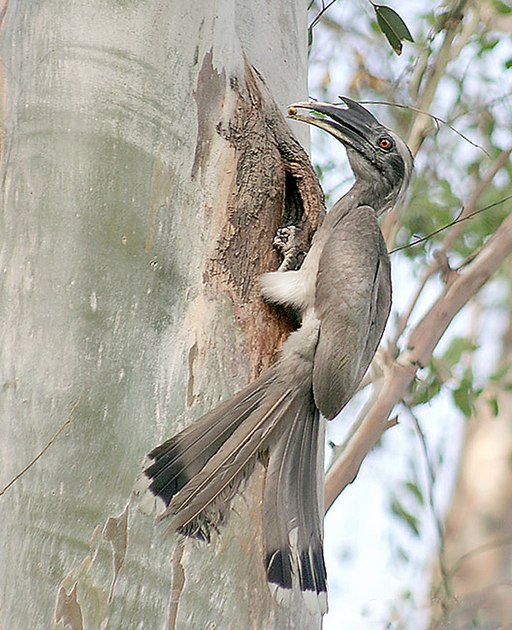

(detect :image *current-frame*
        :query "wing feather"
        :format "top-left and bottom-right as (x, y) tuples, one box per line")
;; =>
(312, 204), (391, 419)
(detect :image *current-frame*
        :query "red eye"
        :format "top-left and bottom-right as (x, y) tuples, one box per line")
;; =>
(378, 137), (392, 151)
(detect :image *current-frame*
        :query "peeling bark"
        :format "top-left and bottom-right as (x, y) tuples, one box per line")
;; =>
(192, 50), (227, 180)
(209, 60), (324, 375)
(102, 505), (129, 603)
(54, 584), (84, 630)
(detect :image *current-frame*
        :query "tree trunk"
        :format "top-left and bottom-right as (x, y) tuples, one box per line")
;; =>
(431, 303), (512, 628)
(0, 1), (324, 628)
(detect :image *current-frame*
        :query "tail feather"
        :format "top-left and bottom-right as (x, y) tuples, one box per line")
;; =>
(264, 403), (304, 593)
(296, 400), (327, 604)
(145, 370), (275, 507)
(264, 393), (328, 613)
(141, 350), (327, 610)
(169, 386), (294, 533)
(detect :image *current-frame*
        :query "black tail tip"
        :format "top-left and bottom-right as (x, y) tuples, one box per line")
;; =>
(143, 438), (191, 507)
(266, 548), (328, 614)
(267, 549), (293, 590)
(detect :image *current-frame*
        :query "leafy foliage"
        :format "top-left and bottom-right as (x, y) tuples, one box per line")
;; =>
(390, 496), (421, 537)
(308, 0), (512, 625)
(451, 367), (481, 418)
(372, 4), (414, 55)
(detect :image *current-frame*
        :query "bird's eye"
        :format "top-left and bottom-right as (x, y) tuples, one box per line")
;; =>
(378, 136), (393, 151)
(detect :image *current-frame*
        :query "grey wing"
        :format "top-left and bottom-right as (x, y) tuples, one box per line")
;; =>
(312, 205), (391, 420)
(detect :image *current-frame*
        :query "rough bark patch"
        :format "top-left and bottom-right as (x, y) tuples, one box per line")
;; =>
(192, 49), (227, 180)
(205, 60), (325, 376)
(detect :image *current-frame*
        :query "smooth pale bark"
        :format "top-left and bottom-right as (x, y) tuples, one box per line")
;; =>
(0, 2), (324, 628)
(432, 306), (512, 627)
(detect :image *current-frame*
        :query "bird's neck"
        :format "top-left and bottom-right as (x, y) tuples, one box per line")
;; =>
(323, 178), (400, 234)
(347, 178), (396, 215)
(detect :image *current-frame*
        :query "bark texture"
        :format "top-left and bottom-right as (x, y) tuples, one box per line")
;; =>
(0, 1), (325, 628)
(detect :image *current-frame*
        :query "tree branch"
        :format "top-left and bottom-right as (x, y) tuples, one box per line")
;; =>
(325, 209), (512, 511)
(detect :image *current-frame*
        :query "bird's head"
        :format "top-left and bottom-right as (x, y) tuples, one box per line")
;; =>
(287, 97), (414, 213)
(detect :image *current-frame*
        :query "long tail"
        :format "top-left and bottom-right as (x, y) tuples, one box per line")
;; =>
(143, 367), (279, 538)
(264, 394), (327, 613)
(140, 357), (327, 608)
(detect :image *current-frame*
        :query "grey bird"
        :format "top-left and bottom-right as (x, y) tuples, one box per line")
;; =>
(140, 98), (414, 612)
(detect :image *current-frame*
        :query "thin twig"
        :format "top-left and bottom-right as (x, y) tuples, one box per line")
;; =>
(361, 100), (490, 157)
(442, 147), (512, 251)
(446, 536), (512, 582)
(308, 0), (339, 32)
(0, 399), (80, 497)
(390, 194), (512, 254)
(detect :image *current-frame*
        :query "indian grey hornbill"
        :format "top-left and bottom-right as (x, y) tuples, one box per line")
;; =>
(139, 98), (414, 612)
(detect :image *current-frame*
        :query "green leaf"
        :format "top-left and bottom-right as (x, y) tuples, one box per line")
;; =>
(378, 5), (414, 41)
(443, 337), (478, 367)
(479, 36), (500, 52)
(409, 359), (451, 406)
(390, 497), (420, 536)
(488, 396), (499, 417)
(452, 369), (476, 418)
(404, 481), (425, 506)
(374, 5), (414, 55)
(375, 9), (402, 54)
(453, 387), (472, 417)
(410, 373), (441, 405)
(492, 0), (512, 15)
(490, 363), (512, 383)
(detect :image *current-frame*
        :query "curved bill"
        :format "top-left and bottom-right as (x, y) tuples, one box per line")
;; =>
(287, 97), (378, 149)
